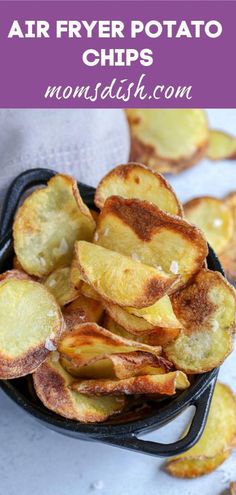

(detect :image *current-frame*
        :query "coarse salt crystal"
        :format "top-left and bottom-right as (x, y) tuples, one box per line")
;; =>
(45, 337), (57, 351)
(48, 278), (56, 288)
(103, 227), (110, 237)
(47, 310), (56, 318)
(154, 264), (163, 271)
(94, 232), (99, 241)
(39, 256), (46, 267)
(213, 218), (223, 228)
(211, 320), (219, 331)
(170, 260), (179, 274)
(53, 238), (69, 258)
(131, 252), (140, 262)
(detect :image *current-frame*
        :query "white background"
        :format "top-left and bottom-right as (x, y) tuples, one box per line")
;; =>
(0, 109), (236, 495)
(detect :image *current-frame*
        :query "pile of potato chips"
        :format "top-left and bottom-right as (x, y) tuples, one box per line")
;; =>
(0, 163), (235, 477)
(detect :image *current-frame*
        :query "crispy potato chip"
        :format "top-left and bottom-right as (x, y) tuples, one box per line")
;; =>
(76, 241), (178, 308)
(59, 322), (172, 379)
(207, 130), (236, 160)
(45, 267), (79, 306)
(95, 163), (183, 216)
(0, 274), (63, 379)
(126, 109), (209, 174)
(164, 270), (236, 373)
(63, 295), (104, 329)
(13, 174), (96, 277)
(59, 322), (162, 364)
(62, 351), (170, 380)
(103, 313), (179, 347)
(33, 356), (124, 422)
(166, 382), (236, 478)
(71, 371), (190, 396)
(95, 196), (207, 289)
(126, 297), (181, 328)
(220, 192), (236, 282)
(184, 196), (234, 254)
(103, 301), (180, 344)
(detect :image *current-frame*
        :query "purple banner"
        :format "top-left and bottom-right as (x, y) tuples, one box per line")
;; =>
(0, 0), (235, 108)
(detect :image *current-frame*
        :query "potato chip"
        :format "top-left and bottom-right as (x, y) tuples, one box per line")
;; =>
(207, 130), (236, 160)
(13, 174), (96, 277)
(95, 163), (183, 215)
(164, 270), (236, 373)
(103, 301), (180, 344)
(0, 274), (63, 379)
(126, 109), (209, 174)
(33, 356), (124, 422)
(59, 322), (172, 379)
(220, 192), (236, 282)
(95, 196), (207, 289)
(166, 382), (236, 478)
(63, 295), (104, 329)
(71, 371), (190, 396)
(45, 267), (79, 306)
(59, 322), (162, 364)
(103, 313), (179, 347)
(126, 297), (181, 328)
(184, 196), (233, 254)
(76, 241), (178, 309)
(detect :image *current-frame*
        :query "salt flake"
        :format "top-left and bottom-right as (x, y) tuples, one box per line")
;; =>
(170, 260), (179, 274)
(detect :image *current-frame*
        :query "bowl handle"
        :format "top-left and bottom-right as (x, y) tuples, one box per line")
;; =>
(100, 378), (216, 458)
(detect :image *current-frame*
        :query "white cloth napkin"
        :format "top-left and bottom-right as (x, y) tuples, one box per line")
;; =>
(0, 109), (130, 215)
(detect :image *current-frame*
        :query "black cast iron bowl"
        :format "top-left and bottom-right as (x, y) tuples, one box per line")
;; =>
(0, 168), (220, 458)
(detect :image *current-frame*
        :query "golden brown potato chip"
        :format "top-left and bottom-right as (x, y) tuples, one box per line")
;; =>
(76, 241), (178, 309)
(0, 274), (63, 379)
(95, 196), (208, 289)
(164, 270), (236, 373)
(59, 322), (172, 379)
(63, 295), (104, 329)
(207, 130), (236, 160)
(126, 297), (181, 328)
(103, 313), (179, 347)
(220, 192), (236, 282)
(184, 196), (233, 254)
(13, 174), (96, 277)
(126, 109), (209, 174)
(33, 356), (124, 423)
(59, 322), (162, 365)
(95, 163), (183, 215)
(103, 301), (180, 344)
(45, 267), (79, 306)
(166, 382), (236, 478)
(71, 371), (190, 396)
